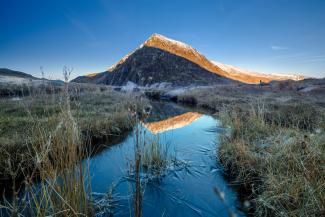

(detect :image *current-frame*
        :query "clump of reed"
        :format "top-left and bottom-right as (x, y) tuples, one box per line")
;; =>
(126, 105), (171, 217)
(142, 137), (169, 177)
(218, 100), (325, 216)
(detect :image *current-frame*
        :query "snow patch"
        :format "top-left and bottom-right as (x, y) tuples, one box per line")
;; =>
(149, 82), (172, 89)
(121, 81), (139, 92)
(299, 86), (317, 92)
(142, 33), (195, 52)
(212, 61), (304, 81)
(0, 75), (32, 84)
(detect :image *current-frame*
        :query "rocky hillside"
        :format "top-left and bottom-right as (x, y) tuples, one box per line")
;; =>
(72, 34), (304, 86)
(72, 35), (234, 86)
(74, 46), (232, 86)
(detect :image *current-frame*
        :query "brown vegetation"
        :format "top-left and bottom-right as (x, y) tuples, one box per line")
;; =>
(218, 100), (325, 216)
(0, 80), (148, 216)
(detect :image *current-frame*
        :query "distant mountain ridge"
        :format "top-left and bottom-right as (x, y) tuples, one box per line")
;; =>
(0, 68), (37, 79)
(72, 33), (304, 86)
(0, 68), (65, 85)
(0, 68), (38, 84)
(212, 61), (304, 83)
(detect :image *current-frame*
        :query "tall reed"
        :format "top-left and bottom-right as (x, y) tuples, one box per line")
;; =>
(1, 68), (91, 217)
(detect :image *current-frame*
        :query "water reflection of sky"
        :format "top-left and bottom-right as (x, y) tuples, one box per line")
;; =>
(86, 110), (244, 217)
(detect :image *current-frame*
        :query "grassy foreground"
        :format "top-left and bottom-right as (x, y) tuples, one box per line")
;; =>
(177, 84), (324, 111)
(218, 101), (325, 216)
(0, 90), (146, 173)
(173, 86), (325, 216)
(0, 82), (148, 216)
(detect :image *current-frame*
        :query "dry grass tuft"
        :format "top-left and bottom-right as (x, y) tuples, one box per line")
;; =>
(142, 137), (169, 177)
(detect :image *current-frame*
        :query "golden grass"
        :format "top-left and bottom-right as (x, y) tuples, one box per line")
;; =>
(218, 101), (325, 216)
(1, 76), (91, 216)
(142, 137), (168, 177)
(0, 76), (148, 216)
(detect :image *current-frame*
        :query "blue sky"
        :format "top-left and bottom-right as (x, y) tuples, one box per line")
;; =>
(1, 0), (325, 79)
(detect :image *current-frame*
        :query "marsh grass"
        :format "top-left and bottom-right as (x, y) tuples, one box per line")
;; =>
(126, 116), (171, 217)
(0, 69), (92, 216)
(142, 137), (169, 177)
(0, 69), (148, 216)
(218, 100), (325, 216)
(0, 87), (146, 178)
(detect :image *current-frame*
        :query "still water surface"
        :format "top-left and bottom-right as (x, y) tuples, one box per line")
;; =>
(87, 102), (244, 217)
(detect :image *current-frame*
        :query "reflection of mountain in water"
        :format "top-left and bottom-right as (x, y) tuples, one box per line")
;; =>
(146, 101), (190, 122)
(144, 112), (202, 134)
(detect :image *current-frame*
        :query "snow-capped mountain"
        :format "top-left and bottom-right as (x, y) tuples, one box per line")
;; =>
(73, 33), (304, 85)
(212, 61), (304, 83)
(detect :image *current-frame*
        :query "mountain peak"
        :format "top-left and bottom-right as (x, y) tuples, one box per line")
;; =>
(145, 33), (185, 44)
(140, 33), (226, 77)
(73, 34), (304, 85)
(146, 33), (171, 42)
(142, 33), (195, 51)
(148, 33), (165, 40)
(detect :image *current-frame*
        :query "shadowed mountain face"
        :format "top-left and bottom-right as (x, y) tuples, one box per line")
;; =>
(73, 46), (233, 86)
(72, 34), (304, 86)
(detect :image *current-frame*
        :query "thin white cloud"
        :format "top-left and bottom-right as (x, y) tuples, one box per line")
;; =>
(264, 52), (325, 65)
(65, 14), (97, 41)
(271, 45), (289, 50)
(264, 52), (306, 61)
(302, 55), (325, 63)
